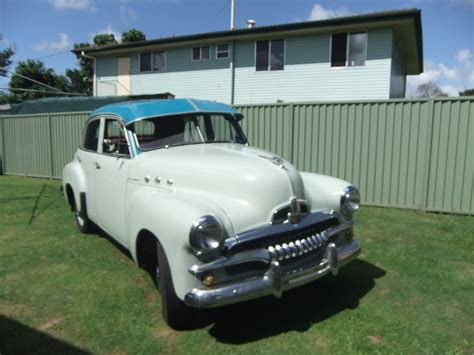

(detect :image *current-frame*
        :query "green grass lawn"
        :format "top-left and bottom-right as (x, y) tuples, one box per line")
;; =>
(0, 176), (473, 354)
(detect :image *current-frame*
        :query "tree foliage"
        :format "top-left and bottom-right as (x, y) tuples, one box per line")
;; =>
(121, 29), (146, 43)
(0, 46), (15, 77)
(416, 81), (448, 98)
(8, 60), (68, 103)
(459, 88), (474, 96)
(93, 33), (118, 46)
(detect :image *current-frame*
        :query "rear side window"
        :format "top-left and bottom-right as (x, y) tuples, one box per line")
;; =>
(83, 119), (100, 151)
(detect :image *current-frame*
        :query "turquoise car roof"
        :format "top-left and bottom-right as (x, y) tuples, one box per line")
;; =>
(90, 98), (238, 125)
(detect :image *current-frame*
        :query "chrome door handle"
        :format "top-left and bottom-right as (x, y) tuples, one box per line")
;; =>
(95, 162), (101, 169)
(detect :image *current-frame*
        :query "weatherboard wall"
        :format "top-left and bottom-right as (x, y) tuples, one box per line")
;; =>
(96, 57), (118, 96)
(95, 29), (394, 103)
(233, 30), (393, 104)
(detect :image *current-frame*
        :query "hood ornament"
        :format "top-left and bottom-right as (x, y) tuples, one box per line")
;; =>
(259, 155), (288, 170)
(288, 198), (302, 224)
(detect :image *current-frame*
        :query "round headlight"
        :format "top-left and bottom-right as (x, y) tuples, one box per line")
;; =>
(341, 186), (360, 215)
(189, 215), (224, 255)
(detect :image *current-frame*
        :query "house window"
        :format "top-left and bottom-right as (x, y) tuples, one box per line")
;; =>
(140, 51), (166, 72)
(192, 46), (210, 61)
(256, 39), (285, 71)
(331, 32), (367, 67)
(216, 44), (230, 59)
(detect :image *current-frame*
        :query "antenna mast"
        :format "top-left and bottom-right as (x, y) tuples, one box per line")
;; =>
(230, 0), (235, 30)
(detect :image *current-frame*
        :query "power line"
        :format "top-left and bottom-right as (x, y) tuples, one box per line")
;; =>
(1, 87), (86, 96)
(207, 0), (231, 30)
(7, 69), (64, 93)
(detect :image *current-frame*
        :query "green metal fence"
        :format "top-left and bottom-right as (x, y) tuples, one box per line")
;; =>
(0, 112), (89, 178)
(0, 97), (473, 215)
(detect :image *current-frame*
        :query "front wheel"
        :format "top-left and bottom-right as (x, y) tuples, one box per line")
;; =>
(155, 239), (198, 329)
(72, 197), (94, 234)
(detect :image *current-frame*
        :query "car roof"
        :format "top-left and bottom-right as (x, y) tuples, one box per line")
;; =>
(89, 98), (238, 126)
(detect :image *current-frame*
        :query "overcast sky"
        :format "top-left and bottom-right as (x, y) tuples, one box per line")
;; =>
(0, 0), (473, 97)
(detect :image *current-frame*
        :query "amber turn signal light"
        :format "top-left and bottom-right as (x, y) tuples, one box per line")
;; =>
(346, 229), (354, 241)
(201, 273), (215, 287)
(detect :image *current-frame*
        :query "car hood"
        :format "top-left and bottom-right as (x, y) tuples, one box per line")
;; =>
(129, 143), (305, 233)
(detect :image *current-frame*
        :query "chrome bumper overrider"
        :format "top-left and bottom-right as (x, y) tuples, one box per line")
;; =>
(184, 240), (361, 308)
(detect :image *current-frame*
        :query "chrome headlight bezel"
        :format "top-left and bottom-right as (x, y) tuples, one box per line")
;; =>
(341, 186), (360, 216)
(189, 215), (225, 258)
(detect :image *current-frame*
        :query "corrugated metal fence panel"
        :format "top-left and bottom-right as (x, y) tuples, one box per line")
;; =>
(0, 98), (473, 215)
(237, 104), (293, 161)
(1, 114), (52, 178)
(0, 117), (4, 174)
(426, 99), (474, 214)
(291, 101), (432, 209)
(50, 112), (89, 178)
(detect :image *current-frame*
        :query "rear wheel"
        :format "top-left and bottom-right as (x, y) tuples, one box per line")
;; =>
(155, 239), (197, 329)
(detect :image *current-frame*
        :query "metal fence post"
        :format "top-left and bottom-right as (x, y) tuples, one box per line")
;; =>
(48, 113), (54, 179)
(421, 98), (435, 211)
(289, 102), (295, 163)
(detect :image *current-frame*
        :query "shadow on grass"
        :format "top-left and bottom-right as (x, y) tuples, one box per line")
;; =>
(92, 227), (385, 340)
(29, 183), (63, 225)
(0, 315), (90, 354)
(206, 259), (385, 344)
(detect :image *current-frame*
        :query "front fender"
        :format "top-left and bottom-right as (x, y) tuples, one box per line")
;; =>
(300, 172), (352, 214)
(126, 185), (234, 300)
(62, 157), (87, 211)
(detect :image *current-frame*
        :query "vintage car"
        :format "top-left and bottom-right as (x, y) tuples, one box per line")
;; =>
(62, 98), (361, 329)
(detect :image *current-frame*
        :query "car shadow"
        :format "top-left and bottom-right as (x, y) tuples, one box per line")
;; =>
(93, 229), (385, 340)
(0, 315), (90, 354)
(205, 259), (385, 344)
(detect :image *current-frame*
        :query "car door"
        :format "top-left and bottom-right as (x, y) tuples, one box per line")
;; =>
(76, 117), (102, 222)
(94, 117), (131, 244)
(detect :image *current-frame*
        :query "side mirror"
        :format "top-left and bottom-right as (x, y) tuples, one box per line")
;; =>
(103, 138), (116, 153)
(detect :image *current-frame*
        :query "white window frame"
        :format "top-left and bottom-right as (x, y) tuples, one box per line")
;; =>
(330, 31), (367, 69)
(191, 46), (211, 61)
(254, 39), (286, 72)
(216, 43), (230, 59)
(139, 51), (167, 73)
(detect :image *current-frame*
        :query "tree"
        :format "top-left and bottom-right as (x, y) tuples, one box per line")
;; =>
(93, 33), (118, 46)
(121, 29), (146, 43)
(416, 81), (448, 98)
(0, 46), (15, 77)
(8, 59), (68, 103)
(69, 42), (94, 96)
(459, 88), (474, 96)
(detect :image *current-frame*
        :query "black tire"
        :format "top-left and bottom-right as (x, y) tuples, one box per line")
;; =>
(156, 239), (197, 329)
(72, 197), (94, 234)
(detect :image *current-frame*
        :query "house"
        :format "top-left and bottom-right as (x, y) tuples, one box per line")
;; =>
(75, 8), (423, 105)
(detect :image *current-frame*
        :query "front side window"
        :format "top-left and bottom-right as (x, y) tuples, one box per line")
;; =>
(103, 119), (129, 156)
(83, 119), (101, 151)
(331, 32), (367, 67)
(140, 51), (166, 72)
(256, 39), (285, 71)
(129, 113), (246, 151)
(192, 46), (210, 61)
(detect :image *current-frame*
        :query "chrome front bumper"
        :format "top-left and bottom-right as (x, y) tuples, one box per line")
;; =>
(184, 240), (361, 308)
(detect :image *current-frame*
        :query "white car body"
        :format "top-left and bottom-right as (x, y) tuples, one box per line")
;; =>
(62, 98), (361, 317)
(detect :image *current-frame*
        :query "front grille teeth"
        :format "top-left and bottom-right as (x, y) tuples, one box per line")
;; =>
(267, 233), (329, 261)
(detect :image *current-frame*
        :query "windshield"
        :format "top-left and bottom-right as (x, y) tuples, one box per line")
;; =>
(129, 113), (247, 150)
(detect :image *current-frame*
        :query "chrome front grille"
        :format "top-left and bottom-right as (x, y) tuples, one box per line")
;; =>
(267, 232), (329, 262)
